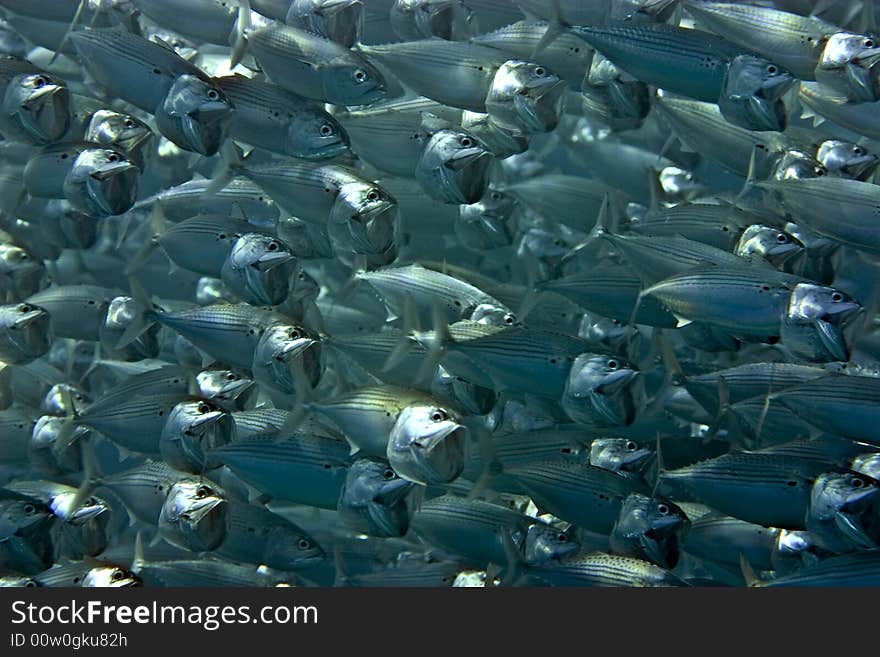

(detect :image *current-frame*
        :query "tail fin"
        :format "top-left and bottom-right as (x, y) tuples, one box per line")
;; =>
(206, 141), (247, 196)
(123, 203), (167, 276)
(115, 277), (159, 349)
(230, 0), (253, 69)
(50, 0), (87, 65)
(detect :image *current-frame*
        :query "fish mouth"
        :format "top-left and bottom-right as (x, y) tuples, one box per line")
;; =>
(22, 84), (70, 143)
(181, 104), (233, 156)
(593, 369), (642, 426)
(394, 425), (467, 485)
(189, 409), (226, 431)
(513, 82), (566, 132)
(12, 306), (49, 329)
(87, 162), (139, 215)
(374, 477), (415, 506)
(253, 250), (295, 270)
(178, 498), (227, 551)
(279, 336), (318, 359)
(448, 146), (492, 171)
(834, 507), (880, 549)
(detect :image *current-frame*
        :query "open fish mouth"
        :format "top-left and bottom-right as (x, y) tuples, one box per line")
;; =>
(22, 84), (70, 142)
(397, 425), (467, 485)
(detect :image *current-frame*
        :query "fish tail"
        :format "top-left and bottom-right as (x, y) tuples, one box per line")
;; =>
(114, 276), (159, 349)
(123, 203), (167, 276)
(206, 141), (248, 196)
(230, 0), (253, 69)
(49, 0), (87, 65)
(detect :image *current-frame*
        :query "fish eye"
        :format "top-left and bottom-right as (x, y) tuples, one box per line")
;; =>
(288, 327), (303, 340)
(207, 89), (219, 100)
(776, 233), (789, 243)
(366, 190), (380, 201)
(107, 153), (119, 162)
(23, 504), (35, 514)
(320, 123), (334, 137)
(657, 504), (669, 515)
(111, 570), (124, 581)
(831, 292), (843, 302)
(197, 402), (211, 413)
(226, 372), (237, 381)
(814, 166), (825, 176)
(18, 303), (31, 313)
(557, 533), (567, 543)
(383, 468), (395, 480)
(852, 477), (865, 489)
(267, 241), (279, 251)
(535, 66), (546, 76)
(298, 538), (311, 550)
(24, 581), (37, 588)
(854, 147), (864, 155)
(766, 65), (777, 75)
(490, 191), (502, 201)
(195, 486), (210, 499)
(865, 39), (875, 48)
(354, 69), (367, 83)
(607, 359), (618, 369)
(503, 313), (515, 325)
(33, 76), (46, 88)
(124, 118), (135, 128)
(460, 136), (473, 148)
(430, 409), (448, 422)
(625, 441), (637, 451)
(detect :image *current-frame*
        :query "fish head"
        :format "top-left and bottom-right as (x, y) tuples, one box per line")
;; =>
(432, 368), (497, 416)
(81, 566), (142, 588)
(0, 302), (53, 363)
(816, 140), (879, 180)
(391, 0), (474, 40)
(736, 224), (805, 264)
(728, 55), (797, 101)
(469, 303), (517, 327)
(41, 383), (88, 416)
(289, 267), (321, 303)
(821, 31), (880, 68)
(289, 108), (350, 160)
(155, 75), (234, 156)
(160, 399), (237, 473)
(49, 490), (109, 526)
(1, 496), (55, 535)
(3, 72), (70, 143)
(100, 295), (160, 359)
(159, 480), (228, 551)
(457, 188), (519, 250)
(387, 403), (467, 485)
(253, 323), (323, 392)
(196, 367), (258, 411)
(63, 147), (139, 216)
(0, 242), (40, 277)
(228, 233), (296, 272)
(771, 150), (829, 181)
(486, 60), (567, 135)
(788, 283), (862, 324)
(0, 577), (39, 588)
(85, 109), (154, 170)
(589, 438), (654, 475)
(523, 522), (580, 565)
(323, 59), (387, 107)
(340, 459), (415, 536)
(613, 493), (690, 569)
(418, 129), (493, 204)
(658, 166), (706, 203)
(330, 182), (399, 259)
(810, 471), (880, 549)
(852, 453), (880, 480)
(288, 0), (364, 47)
(563, 353), (642, 426)
(818, 32), (880, 101)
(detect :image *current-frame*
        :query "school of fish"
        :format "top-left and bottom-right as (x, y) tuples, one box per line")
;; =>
(2, 0), (880, 588)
